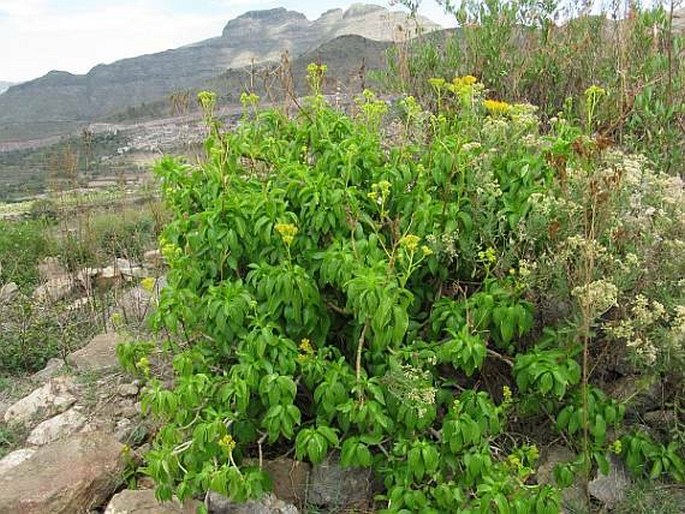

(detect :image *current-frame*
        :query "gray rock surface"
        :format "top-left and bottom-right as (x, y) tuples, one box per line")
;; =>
(31, 357), (65, 381)
(67, 332), (125, 371)
(37, 257), (66, 282)
(207, 492), (298, 514)
(0, 431), (125, 513)
(308, 456), (373, 508)
(3, 375), (76, 425)
(26, 407), (87, 446)
(536, 445), (587, 514)
(588, 454), (631, 508)
(260, 458), (310, 506)
(0, 281), (19, 303)
(33, 276), (77, 303)
(0, 448), (36, 475)
(104, 488), (201, 514)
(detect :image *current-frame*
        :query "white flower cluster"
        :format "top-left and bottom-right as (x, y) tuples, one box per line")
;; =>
(571, 279), (618, 317)
(384, 364), (437, 418)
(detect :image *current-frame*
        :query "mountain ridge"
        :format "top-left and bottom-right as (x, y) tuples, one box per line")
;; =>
(0, 4), (439, 143)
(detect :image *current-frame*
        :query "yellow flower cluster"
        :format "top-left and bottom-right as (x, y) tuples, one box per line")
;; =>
(367, 180), (392, 204)
(483, 99), (512, 115)
(297, 338), (315, 363)
(140, 277), (156, 293)
(611, 439), (622, 454)
(584, 84), (607, 99)
(428, 77), (447, 90)
(240, 92), (260, 108)
(299, 338), (314, 354)
(219, 434), (237, 453)
(136, 356), (151, 376)
(197, 90), (216, 111)
(275, 223), (298, 246)
(400, 234), (420, 252)
(307, 63), (328, 75)
(478, 247), (497, 266)
(502, 385), (513, 403)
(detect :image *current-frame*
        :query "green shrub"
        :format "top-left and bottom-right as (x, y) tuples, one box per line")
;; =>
(0, 219), (54, 289)
(383, 0), (685, 174)
(0, 295), (101, 374)
(57, 206), (162, 272)
(126, 74), (683, 512)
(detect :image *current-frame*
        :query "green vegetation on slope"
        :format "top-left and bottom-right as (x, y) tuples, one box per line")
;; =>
(119, 64), (684, 511)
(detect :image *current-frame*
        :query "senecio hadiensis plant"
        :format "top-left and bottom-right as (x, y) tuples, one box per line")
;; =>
(117, 67), (685, 512)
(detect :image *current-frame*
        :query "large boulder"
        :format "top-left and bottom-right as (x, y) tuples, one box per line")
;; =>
(260, 458), (309, 506)
(104, 489), (201, 514)
(3, 375), (76, 426)
(26, 407), (87, 446)
(0, 281), (19, 303)
(109, 276), (166, 326)
(31, 357), (65, 381)
(536, 445), (587, 514)
(37, 256), (66, 282)
(33, 276), (78, 303)
(0, 448), (36, 475)
(308, 456), (373, 509)
(143, 249), (164, 269)
(67, 332), (125, 372)
(588, 454), (631, 508)
(0, 431), (125, 513)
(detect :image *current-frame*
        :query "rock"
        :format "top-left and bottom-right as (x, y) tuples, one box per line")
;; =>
(96, 266), (123, 290)
(0, 448), (36, 475)
(111, 284), (160, 325)
(0, 431), (125, 513)
(104, 489), (201, 514)
(536, 445), (587, 514)
(31, 357), (65, 381)
(116, 258), (136, 269)
(644, 409), (678, 427)
(76, 267), (100, 289)
(254, 458), (310, 506)
(114, 418), (134, 443)
(121, 266), (147, 281)
(26, 407), (87, 446)
(118, 383), (140, 397)
(144, 249), (164, 268)
(116, 399), (140, 419)
(0, 281), (19, 303)
(308, 456), (373, 509)
(67, 332), (125, 372)
(607, 375), (662, 414)
(38, 257), (66, 282)
(67, 297), (92, 312)
(588, 454), (631, 508)
(33, 276), (77, 303)
(207, 492), (298, 514)
(3, 375), (76, 426)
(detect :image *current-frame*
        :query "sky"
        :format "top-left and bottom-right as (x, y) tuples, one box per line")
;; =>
(0, 0), (456, 83)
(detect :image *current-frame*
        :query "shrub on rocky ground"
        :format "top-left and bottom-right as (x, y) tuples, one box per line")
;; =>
(119, 68), (684, 513)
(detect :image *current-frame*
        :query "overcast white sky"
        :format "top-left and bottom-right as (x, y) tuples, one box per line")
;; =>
(0, 0), (456, 83)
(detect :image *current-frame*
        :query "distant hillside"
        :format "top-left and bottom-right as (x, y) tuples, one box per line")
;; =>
(0, 81), (14, 94)
(100, 33), (393, 124)
(0, 4), (438, 143)
(207, 34), (393, 104)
